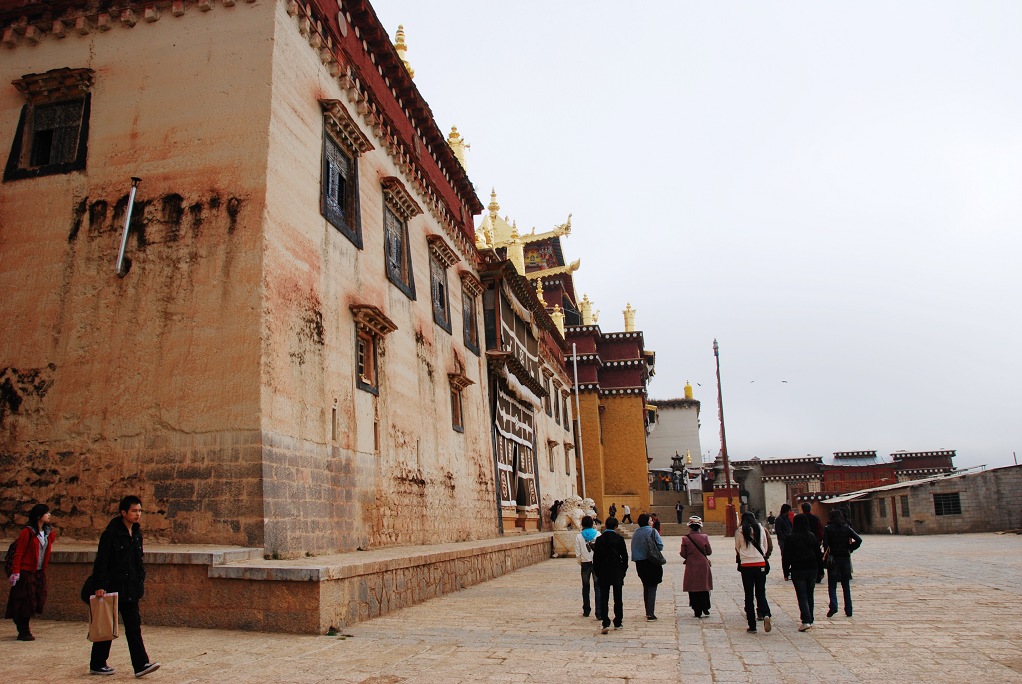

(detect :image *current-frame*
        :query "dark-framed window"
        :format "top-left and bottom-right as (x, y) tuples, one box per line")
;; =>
(450, 387), (464, 432)
(460, 272), (481, 356)
(382, 177), (423, 300)
(543, 377), (552, 417)
(933, 492), (961, 516)
(900, 495), (910, 517)
(553, 384), (561, 426)
(5, 68), (94, 182)
(322, 132), (361, 247)
(430, 256), (451, 332)
(877, 498), (887, 518)
(356, 328), (378, 394)
(350, 304), (398, 396)
(319, 99), (372, 246)
(562, 393), (570, 430)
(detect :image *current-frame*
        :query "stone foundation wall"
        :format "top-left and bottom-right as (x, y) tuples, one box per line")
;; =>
(37, 536), (552, 634)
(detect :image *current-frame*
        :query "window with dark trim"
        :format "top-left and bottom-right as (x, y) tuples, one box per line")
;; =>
(877, 498), (887, 518)
(350, 304), (398, 396)
(430, 256), (451, 332)
(5, 68), (94, 182)
(448, 371), (473, 433)
(900, 495), (910, 517)
(933, 492), (961, 516)
(460, 272), (482, 356)
(381, 177), (422, 300)
(450, 388), (464, 432)
(543, 376), (552, 417)
(562, 392), (570, 430)
(319, 99), (373, 247)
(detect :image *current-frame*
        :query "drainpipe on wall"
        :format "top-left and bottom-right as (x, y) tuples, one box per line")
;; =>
(572, 342), (586, 499)
(116, 177), (142, 277)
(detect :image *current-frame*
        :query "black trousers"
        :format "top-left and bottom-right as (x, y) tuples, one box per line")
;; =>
(597, 580), (623, 628)
(90, 599), (150, 673)
(739, 566), (771, 628)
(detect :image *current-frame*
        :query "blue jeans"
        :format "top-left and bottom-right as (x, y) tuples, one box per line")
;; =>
(580, 562), (604, 618)
(828, 556), (853, 616)
(790, 568), (817, 624)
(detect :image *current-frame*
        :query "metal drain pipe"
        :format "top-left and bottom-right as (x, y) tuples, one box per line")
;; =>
(116, 177), (142, 277)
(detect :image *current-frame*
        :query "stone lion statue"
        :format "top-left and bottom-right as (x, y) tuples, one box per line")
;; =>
(552, 495), (598, 530)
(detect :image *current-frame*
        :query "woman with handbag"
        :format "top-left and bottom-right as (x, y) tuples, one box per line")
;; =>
(630, 513), (665, 621)
(5, 503), (56, 641)
(735, 511), (773, 633)
(679, 516), (713, 618)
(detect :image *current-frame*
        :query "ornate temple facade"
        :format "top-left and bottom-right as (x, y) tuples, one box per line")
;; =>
(0, 0), (501, 556)
(473, 193), (578, 531)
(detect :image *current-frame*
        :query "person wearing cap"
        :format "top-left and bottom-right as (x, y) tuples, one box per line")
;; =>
(679, 516), (713, 618)
(5, 503), (56, 641)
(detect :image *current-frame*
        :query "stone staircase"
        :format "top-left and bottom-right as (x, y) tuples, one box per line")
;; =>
(647, 490), (724, 536)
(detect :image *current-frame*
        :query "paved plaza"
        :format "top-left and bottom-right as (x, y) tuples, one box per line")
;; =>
(4, 533), (1022, 683)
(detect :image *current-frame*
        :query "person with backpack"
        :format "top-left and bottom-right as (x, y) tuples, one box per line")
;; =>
(781, 514), (824, 632)
(5, 503), (56, 641)
(573, 515), (603, 620)
(823, 509), (862, 618)
(592, 517), (629, 634)
(735, 511), (774, 633)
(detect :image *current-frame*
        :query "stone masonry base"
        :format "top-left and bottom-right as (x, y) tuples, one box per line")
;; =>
(36, 535), (553, 634)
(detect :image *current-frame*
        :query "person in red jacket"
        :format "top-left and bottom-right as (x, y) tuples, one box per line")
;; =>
(5, 503), (56, 641)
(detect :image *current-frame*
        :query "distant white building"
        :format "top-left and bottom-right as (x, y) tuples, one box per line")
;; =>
(647, 384), (702, 501)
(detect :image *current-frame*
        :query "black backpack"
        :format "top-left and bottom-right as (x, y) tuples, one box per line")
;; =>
(4, 528), (29, 576)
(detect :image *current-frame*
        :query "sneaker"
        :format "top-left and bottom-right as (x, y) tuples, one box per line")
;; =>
(613, 624), (622, 630)
(845, 612), (853, 617)
(646, 615), (658, 621)
(16, 633), (35, 641)
(747, 627), (757, 633)
(764, 616), (772, 632)
(601, 625), (610, 634)
(135, 663), (161, 678)
(798, 623), (811, 632)
(90, 666), (116, 676)
(582, 612), (590, 618)
(827, 607), (837, 618)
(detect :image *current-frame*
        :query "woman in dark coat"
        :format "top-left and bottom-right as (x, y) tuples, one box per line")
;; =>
(774, 503), (794, 580)
(781, 513), (824, 631)
(6, 503), (55, 641)
(679, 516), (713, 617)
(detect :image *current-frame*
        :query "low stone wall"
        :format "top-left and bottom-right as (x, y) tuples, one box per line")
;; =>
(33, 535), (552, 634)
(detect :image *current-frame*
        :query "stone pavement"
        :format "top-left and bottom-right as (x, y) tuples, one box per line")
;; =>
(4, 533), (1022, 683)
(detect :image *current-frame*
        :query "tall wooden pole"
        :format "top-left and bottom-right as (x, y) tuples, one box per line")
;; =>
(714, 339), (737, 537)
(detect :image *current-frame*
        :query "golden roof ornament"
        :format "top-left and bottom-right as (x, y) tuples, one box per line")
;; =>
(394, 25), (415, 78)
(488, 188), (500, 221)
(447, 125), (469, 169)
(535, 278), (545, 304)
(623, 303), (636, 332)
(550, 305), (565, 336)
(684, 381), (694, 400)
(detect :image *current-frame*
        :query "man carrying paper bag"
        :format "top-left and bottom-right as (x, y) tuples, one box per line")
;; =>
(87, 496), (160, 678)
(88, 592), (119, 643)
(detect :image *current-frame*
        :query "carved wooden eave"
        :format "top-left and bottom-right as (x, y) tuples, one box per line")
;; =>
(524, 259), (581, 281)
(426, 234), (459, 268)
(381, 176), (423, 222)
(350, 304), (397, 337)
(13, 67), (94, 104)
(448, 372), (474, 391)
(458, 270), (483, 297)
(319, 99), (374, 156)
(486, 351), (547, 399)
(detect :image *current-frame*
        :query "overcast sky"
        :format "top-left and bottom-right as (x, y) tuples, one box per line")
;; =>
(373, 2), (1021, 470)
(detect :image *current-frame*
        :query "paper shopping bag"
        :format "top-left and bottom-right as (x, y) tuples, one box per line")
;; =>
(88, 593), (119, 642)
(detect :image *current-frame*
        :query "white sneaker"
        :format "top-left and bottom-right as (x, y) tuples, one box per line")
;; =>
(798, 623), (811, 632)
(764, 616), (772, 632)
(135, 663), (161, 678)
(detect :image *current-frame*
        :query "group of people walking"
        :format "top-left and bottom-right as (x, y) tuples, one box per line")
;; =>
(573, 502), (863, 635)
(6, 496), (161, 677)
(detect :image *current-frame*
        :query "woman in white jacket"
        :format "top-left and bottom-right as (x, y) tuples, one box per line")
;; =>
(735, 511), (773, 633)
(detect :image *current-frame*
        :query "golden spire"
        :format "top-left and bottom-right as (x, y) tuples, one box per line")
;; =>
(535, 278), (545, 305)
(686, 449), (692, 465)
(580, 294), (594, 326)
(684, 382), (694, 400)
(488, 188), (500, 221)
(550, 305), (565, 336)
(395, 25), (415, 78)
(623, 303), (636, 332)
(507, 227), (525, 274)
(447, 125), (469, 169)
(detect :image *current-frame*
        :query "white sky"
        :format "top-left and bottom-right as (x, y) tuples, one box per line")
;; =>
(373, 1), (1022, 470)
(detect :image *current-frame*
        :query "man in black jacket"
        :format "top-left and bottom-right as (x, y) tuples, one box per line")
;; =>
(88, 495), (160, 678)
(592, 517), (629, 634)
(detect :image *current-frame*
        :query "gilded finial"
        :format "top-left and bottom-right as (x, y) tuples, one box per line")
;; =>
(684, 382), (694, 400)
(447, 125), (469, 169)
(623, 303), (636, 332)
(488, 188), (500, 220)
(550, 305), (565, 336)
(395, 25), (415, 78)
(535, 278), (545, 304)
(580, 294), (594, 325)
